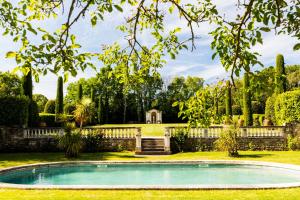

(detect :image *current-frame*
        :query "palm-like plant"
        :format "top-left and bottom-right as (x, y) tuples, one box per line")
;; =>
(73, 97), (95, 129)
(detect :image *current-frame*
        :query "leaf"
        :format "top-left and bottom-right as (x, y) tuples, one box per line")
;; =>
(260, 27), (271, 32)
(6, 51), (16, 58)
(114, 5), (123, 12)
(293, 43), (300, 51)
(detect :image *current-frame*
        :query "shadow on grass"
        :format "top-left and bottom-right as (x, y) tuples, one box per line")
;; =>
(237, 153), (273, 158)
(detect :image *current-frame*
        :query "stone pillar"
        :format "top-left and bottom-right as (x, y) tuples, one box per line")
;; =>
(135, 128), (142, 152)
(164, 128), (171, 152)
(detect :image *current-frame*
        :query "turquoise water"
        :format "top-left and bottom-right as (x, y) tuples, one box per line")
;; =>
(1, 163), (300, 186)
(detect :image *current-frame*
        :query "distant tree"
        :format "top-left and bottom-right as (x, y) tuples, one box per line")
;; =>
(33, 94), (48, 113)
(55, 76), (64, 120)
(0, 72), (22, 96)
(97, 96), (103, 124)
(243, 72), (253, 126)
(90, 88), (95, 102)
(275, 54), (287, 94)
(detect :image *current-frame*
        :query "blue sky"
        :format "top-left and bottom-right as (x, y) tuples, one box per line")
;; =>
(0, 0), (299, 99)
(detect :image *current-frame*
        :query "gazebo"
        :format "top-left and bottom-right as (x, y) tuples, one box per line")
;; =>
(146, 109), (162, 124)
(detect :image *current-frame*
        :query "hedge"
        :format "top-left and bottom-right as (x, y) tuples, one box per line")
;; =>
(44, 100), (55, 114)
(265, 93), (277, 123)
(232, 105), (242, 115)
(0, 96), (29, 127)
(39, 113), (74, 127)
(274, 90), (300, 125)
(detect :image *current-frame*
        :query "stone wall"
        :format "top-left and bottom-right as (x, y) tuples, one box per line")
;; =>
(171, 137), (287, 152)
(0, 127), (135, 153)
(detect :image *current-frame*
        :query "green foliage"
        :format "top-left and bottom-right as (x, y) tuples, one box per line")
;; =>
(232, 105), (242, 115)
(33, 94), (48, 113)
(214, 125), (239, 157)
(175, 87), (213, 128)
(287, 135), (300, 151)
(97, 97), (103, 124)
(170, 130), (189, 153)
(0, 72), (22, 96)
(274, 90), (300, 125)
(275, 54), (287, 94)
(58, 123), (83, 158)
(0, 96), (29, 127)
(77, 84), (83, 101)
(22, 70), (33, 99)
(39, 113), (73, 127)
(64, 103), (76, 115)
(251, 101), (264, 114)
(73, 97), (95, 128)
(84, 132), (104, 153)
(55, 76), (64, 120)
(225, 80), (232, 117)
(243, 72), (253, 126)
(28, 100), (39, 127)
(265, 94), (277, 124)
(44, 100), (56, 114)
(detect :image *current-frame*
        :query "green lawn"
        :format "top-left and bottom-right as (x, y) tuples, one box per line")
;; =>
(1, 151), (300, 199)
(90, 123), (186, 136)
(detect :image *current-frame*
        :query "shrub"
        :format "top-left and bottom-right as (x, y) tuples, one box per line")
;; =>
(83, 131), (104, 152)
(265, 94), (277, 124)
(287, 135), (300, 150)
(0, 96), (29, 127)
(64, 103), (76, 115)
(274, 90), (300, 125)
(170, 129), (188, 153)
(28, 100), (40, 127)
(58, 123), (83, 158)
(39, 113), (73, 127)
(44, 100), (56, 114)
(218, 106), (226, 116)
(214, 125), (239, 157)
(232, 105), (242, 115)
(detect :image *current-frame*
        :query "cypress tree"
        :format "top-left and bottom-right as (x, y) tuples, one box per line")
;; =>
(90, 88), (95, 102)
(55, 76), (64, 121)
(22, 69), (38, 127)
(275, 54), (287, 94)
(22, 69), (33, 99)
(77, 84), (83, 101)
(225, 80), (233, 118)
(98, 96), (102, 124)
(243, 72), (253, 126)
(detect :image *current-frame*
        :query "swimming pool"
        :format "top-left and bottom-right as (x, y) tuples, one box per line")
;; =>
(1, 161), (300, 189)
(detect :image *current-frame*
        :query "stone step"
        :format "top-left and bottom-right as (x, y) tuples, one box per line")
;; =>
(142, 147), (165, 151)
(135, 151), (171, 155)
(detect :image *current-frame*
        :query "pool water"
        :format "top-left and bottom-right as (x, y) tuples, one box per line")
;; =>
(1, 163), (300, 186)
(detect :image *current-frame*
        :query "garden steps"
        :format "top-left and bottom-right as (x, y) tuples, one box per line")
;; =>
(135, 138), (171, 155)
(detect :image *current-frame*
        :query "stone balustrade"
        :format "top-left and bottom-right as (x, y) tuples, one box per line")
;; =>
(23, 128), (64, 138)
(23, 127), (140, 139)
(166, 126), (286, 138)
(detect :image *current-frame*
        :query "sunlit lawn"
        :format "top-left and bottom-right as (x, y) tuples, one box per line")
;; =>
(90, 123), (187, 136)
(1, 151), (300, 200)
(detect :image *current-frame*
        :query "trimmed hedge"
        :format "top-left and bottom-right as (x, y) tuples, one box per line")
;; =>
(0, 96), (29, 127)
(265, 93), (277, 124)
(274, 90), (300, 125)
(39, 113), (74, 127)
(44, 100), (55, 114)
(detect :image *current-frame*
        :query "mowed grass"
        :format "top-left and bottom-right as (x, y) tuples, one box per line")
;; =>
(90, 123), (186, 136)
(1, 151), (300, 199)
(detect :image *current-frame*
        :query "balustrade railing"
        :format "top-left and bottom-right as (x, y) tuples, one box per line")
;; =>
(166, 126), (285, 138)
(23, 127), (139, 139)
(23, 128), (64, 138)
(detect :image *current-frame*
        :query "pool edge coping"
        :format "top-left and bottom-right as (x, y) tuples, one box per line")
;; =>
(1, 160), (300, 190)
